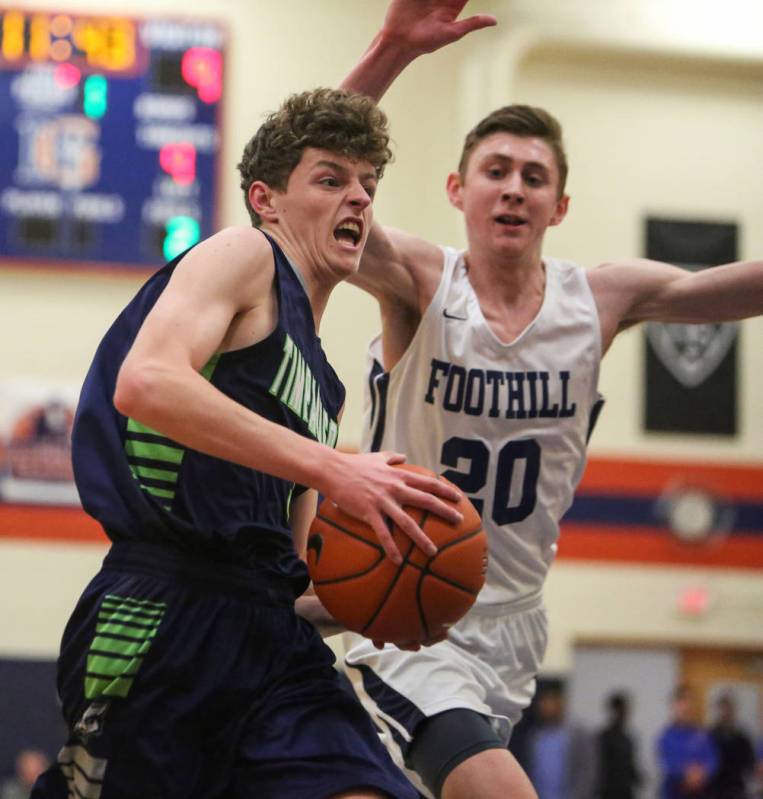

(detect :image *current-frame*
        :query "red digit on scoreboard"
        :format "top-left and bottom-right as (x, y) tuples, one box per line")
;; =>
(159, 142), (196, 186)
(181, 47), (222, 103)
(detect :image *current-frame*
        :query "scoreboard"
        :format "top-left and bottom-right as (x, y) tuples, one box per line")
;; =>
(0, 8), (225, 271)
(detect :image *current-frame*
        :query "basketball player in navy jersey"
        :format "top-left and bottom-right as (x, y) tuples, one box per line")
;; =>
(332, 3), (763, 799)
(31, 88), (471, 799)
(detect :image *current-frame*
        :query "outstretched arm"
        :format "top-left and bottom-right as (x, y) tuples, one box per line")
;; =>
(588, 258), (763, 353)
(342, 0), (496, 101)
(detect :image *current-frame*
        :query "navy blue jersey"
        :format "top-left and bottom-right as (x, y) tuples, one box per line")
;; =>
(71, 231), (345, 593)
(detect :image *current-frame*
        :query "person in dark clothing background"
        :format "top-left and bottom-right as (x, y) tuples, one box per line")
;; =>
(709, 693), (755, 799)
(596, 691), (641, 799)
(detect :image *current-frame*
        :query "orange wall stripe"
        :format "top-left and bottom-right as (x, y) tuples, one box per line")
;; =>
(558, 523), (763, 569)
(580, 457), (763, 500)
(0, 504), (106, 543)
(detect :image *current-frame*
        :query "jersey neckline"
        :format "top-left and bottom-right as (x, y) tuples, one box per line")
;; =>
(457, 251), (553, 349)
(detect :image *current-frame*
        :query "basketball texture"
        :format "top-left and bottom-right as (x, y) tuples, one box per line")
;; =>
(306, 464), (487, 643)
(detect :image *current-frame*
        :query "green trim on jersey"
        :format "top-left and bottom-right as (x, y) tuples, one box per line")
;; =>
(124, 353), (221, 509)
(269, 333), (339, 447)
(199, 352), (221, 381)
(84, 594), (167, 700)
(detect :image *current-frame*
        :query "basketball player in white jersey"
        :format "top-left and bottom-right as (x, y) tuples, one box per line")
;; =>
(330, 2), (763, 798)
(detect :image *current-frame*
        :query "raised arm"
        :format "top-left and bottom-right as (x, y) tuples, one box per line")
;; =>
(342, 0), (496, 102)
(341, 2), (495, 339)
(588, 257), (763, 353)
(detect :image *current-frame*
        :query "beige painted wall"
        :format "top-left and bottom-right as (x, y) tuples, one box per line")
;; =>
(1, 1), (762, 669)
(512, 47), (763, 463)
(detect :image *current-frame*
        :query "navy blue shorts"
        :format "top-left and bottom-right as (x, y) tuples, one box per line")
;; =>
(32, 542), (418, 799)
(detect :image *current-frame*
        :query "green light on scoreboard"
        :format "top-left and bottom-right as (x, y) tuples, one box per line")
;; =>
(83, 75), (108, 119)
(163, 216), (200, 260)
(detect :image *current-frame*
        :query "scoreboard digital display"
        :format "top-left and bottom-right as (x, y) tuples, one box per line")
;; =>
(0, 8), (225, 271)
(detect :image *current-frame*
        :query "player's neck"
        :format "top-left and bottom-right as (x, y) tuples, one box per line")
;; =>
(260, 226), (335, 332)
(464, 244), (545, 308)
(463, 249), (546, 346)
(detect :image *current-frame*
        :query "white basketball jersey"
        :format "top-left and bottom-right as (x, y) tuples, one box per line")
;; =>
(361, 247), (603, 607)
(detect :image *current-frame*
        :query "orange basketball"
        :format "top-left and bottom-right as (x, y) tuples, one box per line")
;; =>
(306, 464), (487, 643)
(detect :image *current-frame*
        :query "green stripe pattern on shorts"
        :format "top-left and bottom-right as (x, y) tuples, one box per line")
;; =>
(84, 594), (167, 700)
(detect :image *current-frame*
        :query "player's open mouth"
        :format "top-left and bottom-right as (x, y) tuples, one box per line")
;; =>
(495, 214), (527, 227)
(333, 218), (363, 247)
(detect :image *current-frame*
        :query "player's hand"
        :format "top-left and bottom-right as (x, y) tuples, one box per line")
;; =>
(380, 0), (497, 57)
(373, 627), (449, 651)
(324, 450), (463, 564)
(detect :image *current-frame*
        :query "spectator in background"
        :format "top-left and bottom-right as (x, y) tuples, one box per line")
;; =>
(529, 682), (597, 799)
(0, 749), (49, 799)
(596, 690), (642, 799)
(752, 737), (763, 799)
(657, 684), (718, 798)
(709, 693), (755, 799)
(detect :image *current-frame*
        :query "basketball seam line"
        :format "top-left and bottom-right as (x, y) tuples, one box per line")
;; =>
(416, 511), (431, 638)
(313, 522), (484, 595)
(315, 513), (384, 552)
(413, 523), (484, 596)
(313, 564), (479, 595)
(361, 537), (416, 636)
(418, 568), (481, 596)
(312, 512), (484, 639)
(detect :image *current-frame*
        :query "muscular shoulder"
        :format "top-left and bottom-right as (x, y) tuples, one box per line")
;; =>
(586, 257), (694, 351)
(354, 224), (444, 315)
(398, 230), (445, 300)
(172, 225), (276, 313)
(582, 261), (637, 351)
(587, 258), (644, 290)
(587, 257), (693, 318)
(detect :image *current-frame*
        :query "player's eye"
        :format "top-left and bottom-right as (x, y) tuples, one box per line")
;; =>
(319, 176), (340, 187)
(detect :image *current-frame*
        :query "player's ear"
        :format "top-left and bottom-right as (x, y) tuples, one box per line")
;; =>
(446, 172), (464, 211)
(549, 193), (569, 227)
(248, 181), (279, 224)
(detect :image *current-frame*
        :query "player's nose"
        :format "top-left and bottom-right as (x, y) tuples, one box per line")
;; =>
(347, 179), (372, 209)
(501, 172), (525, 202)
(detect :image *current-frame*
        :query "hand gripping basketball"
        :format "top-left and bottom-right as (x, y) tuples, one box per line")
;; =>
(306, 464), (487, 645)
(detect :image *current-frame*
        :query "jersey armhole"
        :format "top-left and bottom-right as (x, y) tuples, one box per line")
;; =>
(580, 265), (604, 367)
(380, 246), (460, 383)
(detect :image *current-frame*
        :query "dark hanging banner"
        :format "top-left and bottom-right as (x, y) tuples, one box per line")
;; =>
(643, 218), (738, 436)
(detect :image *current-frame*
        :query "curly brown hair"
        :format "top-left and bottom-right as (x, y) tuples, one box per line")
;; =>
(458, 104), (568, 197)
(238, 88), (392, 226)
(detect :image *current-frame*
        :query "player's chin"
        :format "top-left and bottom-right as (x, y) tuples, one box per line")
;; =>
(328, 248), (362, 277)
(490, 236), (533, 259)
(492, 226), (529, 245)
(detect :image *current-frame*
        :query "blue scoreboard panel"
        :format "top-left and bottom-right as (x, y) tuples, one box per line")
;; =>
(0, 8), (224, 271)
